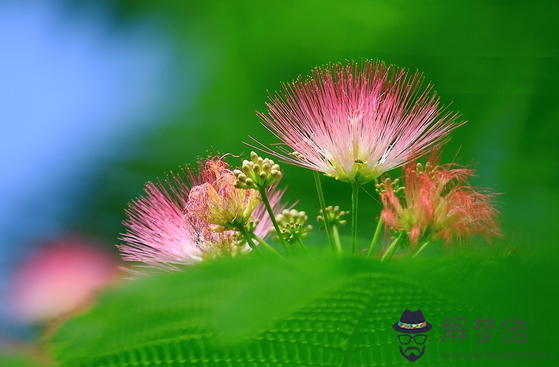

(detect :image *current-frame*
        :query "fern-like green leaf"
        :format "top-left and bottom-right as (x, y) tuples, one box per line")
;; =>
(50, 252), (557, 367)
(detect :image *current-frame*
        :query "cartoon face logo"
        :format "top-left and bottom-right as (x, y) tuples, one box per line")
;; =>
(392, 309), (432, 362)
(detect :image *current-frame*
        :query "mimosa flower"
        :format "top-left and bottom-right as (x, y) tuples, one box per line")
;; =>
(10, 237), (117, 322)
(119, 158), (286, 270)
(184, 159), (261, 232)
(378, 154), (501, 246)
(256, 60), (464, 185)
(118, 170), (205, 270)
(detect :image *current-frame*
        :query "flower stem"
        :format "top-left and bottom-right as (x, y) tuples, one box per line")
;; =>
(367, 216), (384, 257)
(295, 236), (314, 260)
(332, 225), (343, 255)
(313, 171), (335, 251)
(351, 182), (359, 254)
(412, 241), (431, 258)
(235, 224), (262, 256)
(251, 233), (284, 259)
(381, 231), (405, 263)
(258, 187), (289, 256)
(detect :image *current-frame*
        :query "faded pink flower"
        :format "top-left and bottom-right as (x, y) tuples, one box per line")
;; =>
(379, 153), (501, 246)
(256, 60), (464, 185)
(184, 159), (261, 232)
(119, 158), (286, 270)
(10, 237), (117, 322)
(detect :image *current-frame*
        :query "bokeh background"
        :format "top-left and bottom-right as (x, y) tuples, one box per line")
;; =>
(1, 0), (558, 362)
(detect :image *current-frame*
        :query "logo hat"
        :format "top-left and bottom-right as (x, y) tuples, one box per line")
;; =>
(392, 309), (432, 334)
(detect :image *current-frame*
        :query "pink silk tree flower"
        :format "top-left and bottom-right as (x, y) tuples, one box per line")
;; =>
(10, 237), (118, 322)
(256, 60), (464, 185)
(119, 158), (286, 270)
(378, 154), (501, 246)
(184, 159), (261, 232)
(118, 170), (205, 271)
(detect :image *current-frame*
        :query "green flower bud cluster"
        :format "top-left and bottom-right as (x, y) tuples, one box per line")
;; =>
(270, 209), (313, 243)
(234, 152), (282, 189)
(317, 205), (349, 228)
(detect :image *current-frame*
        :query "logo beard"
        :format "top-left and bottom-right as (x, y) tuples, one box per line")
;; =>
(399, 345), (425, 362)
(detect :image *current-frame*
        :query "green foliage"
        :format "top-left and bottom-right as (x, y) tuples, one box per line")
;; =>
(0, 353), (56, 367)
(50, 251), (557, 366)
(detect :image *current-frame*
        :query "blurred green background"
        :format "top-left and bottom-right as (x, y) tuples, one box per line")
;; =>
(1, 0), (558, 363)
(77, 0), (559, 251)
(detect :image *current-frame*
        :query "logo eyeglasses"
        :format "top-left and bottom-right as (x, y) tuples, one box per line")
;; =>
(398, 334), (427, 345)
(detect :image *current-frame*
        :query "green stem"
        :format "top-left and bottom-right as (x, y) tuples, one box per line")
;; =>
(251, 233), (284, 259)
(412, 241), (431, 258)
(367, 216), (384, 257)
(295, 236), (313, 260)
(258, 187), (289, 256)
(235, 224), (262, 257)
(332, 225), (343, 255)
(351, 182), (359, 254)
(381, 231), (405, 263)
(313, 171), (335, 251)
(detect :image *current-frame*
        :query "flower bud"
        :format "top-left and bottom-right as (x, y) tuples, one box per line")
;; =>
(233, 152), (283, 189)
(271, 208), (312, 244)
(317, 205), (349, 228)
